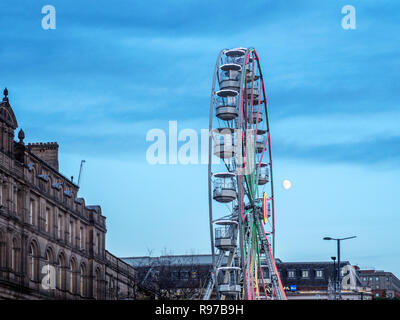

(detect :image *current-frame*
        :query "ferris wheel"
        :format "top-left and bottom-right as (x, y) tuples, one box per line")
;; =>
(203, 47), (286, 300)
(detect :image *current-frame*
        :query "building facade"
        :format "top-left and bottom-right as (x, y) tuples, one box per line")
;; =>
(276, 261), (372, 300)
(123, 254), (212, 299)
(0, 88), (136, 299)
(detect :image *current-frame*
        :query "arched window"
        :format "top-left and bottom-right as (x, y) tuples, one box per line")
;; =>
(45, 247), (54, 265)
(57, 253), (66, 291)
(42, 247), (55, 290)
(79, 264), (86, 297)
(69, 258), (77, 294)
(11, 238), (19, 272)
(28, 241), (39, 281)
(94, 268), (102, 299)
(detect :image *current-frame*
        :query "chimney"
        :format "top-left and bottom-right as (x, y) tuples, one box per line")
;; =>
(28, 142), (59, 171)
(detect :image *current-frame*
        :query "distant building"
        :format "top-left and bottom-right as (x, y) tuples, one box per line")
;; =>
(0, 88), (136, 299)
(123, 254), (212, 299)
(123, 253), (372, 300)
(358, 269), (400, 299)
(276, 261), (371, 300)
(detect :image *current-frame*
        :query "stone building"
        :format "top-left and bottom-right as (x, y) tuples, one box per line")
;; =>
(0, 88), (136, 299)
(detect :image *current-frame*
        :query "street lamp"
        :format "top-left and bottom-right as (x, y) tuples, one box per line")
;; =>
(323, 236), (357, 300)
(331, 256), (336, 300)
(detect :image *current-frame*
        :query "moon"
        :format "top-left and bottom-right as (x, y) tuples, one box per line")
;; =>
(282, 179), (292, 190)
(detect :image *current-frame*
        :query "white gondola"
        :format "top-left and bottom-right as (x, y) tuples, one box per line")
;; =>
(256, 129), (267, 153)
(212, 172), (236, 203)
(214, 220), (238, 250)
(219, 66), (241, 92)
(257, 163), (269, 185)
(215, 96), (238, 121)
(212, 128), (235, 159)
(217, 267), (242, 296)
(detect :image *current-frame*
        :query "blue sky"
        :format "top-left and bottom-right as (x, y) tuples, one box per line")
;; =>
(1, 1), (399, 275)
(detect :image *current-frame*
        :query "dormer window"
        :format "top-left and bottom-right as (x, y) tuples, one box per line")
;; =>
(38, 174), (50, 182)
(52, 182), (62, 190)
(301, 270), (310, 278)
(64, 190), (73, 198)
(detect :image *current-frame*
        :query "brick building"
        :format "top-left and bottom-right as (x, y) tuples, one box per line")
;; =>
(358, 269), (400, 299)
(0, 88), (136, 299)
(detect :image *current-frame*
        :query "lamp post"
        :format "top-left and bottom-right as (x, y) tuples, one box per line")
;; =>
(323, 236), (356, 300)
(331, 256), (336, 300)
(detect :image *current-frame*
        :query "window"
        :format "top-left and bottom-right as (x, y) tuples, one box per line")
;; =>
(97, 233), (101, 255)
(69, 221), (74, 244)
(69, 260), (76, 294)
(79, 265), (86, 297)
(94, 268), (102, 299)
(79, 227), (84, 250)
(363, 277), (367, 282)
(315, 270), (324, 278)
(369, 277), (373, 281)
(11, 239), (19, 272)
(29, 199), (34, 225)
(45, 248), (53, 265)
(0, 232), (4, 268)
(14, 189), (18, 213)
(29, 243), (35, 281)
(1, 183), (7, 207)
(287, 270), (296, 278)
(57, 254), (66, 290)
(171, 271), (179, 280)
(376, 277), (379, 281)
(43, 249), (54, 290)
(301, 270), (309, 278)
(28, 242), (39, 281)
(57, 215), (63, 239)
(45, 208), (51, 233)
